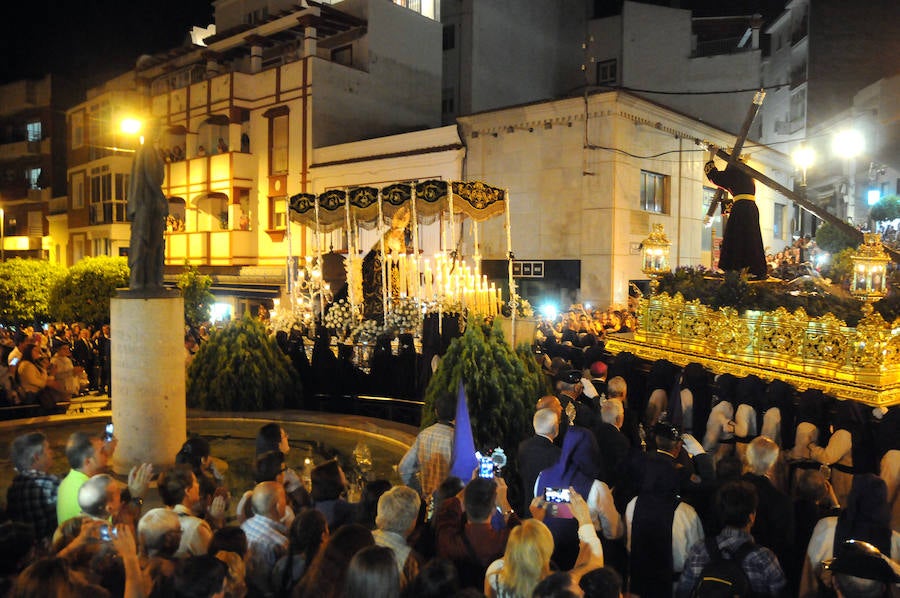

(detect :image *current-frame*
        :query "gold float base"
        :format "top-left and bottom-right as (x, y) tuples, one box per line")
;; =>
(605, 333), (900, 407)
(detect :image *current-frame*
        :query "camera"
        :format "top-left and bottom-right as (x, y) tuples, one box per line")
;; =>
(103, 422), (114, 442)
(99, 524), (118, 541)
(475, 448), (508, 479)
(544, 487), (571, 503)
(477, 455), (494, 478)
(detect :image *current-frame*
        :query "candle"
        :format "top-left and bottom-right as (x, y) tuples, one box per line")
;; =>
(424, 260), (433, 299)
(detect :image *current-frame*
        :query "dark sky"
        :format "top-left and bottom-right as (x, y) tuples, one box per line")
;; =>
(0, 0), (214, 87)
(2, 0), (786, 88)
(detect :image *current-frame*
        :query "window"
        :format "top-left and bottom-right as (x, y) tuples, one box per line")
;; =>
(773, 203), (786, 240)
(26, 167), (42, 189)
(26, 121), (42, 142)
(596, 59), (618, 85)
(71, 112), (84, 148)
(72, 172), (85, 209)
(27, 211), (42, 236)
(441, 88), (455, 115)
(92, 238), (112, 257)
(269, 196), (287, 230)
(442, 25), (455, 50)
(701, 187), (721, 252)
(640, 171), (669, 214)
(269, 114), (288, 175)
(790, 89), (806, 122)
(89, 166), (127, 224)
(331, 45), (352, 67)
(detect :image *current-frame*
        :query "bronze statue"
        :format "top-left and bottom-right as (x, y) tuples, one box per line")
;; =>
(126, 128), (168, 292)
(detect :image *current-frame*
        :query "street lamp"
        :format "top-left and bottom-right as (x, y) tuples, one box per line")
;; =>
(641, 223), (671, 295)
(792, 146), (815, 187)
(833, 129), (865, 222)
(850, 232), (889, 316)
(120, 118), (144, 145)
(0, 207), (4, 262)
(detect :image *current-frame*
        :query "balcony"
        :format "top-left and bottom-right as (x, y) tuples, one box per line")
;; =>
(163, 151), (257, 200)
(165, 229), (257, 266)
(0, 138), (48, 161)
(48, 196), (68, 215)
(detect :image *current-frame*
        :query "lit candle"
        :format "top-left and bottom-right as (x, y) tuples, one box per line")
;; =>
(424, 260), (433, 299)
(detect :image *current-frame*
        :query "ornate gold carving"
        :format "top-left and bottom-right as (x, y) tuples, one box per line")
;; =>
(626, 293), (900, 406)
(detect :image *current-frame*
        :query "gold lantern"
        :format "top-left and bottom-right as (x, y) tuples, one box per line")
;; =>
(850, 233), (890, 315)
(641, 223), (672, 294)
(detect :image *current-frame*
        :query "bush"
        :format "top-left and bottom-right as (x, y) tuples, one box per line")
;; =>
(187, 315), (300, 411)
(815, 221), (857, 254)
(177, 265), (214, 327)
(422, 322), (536, 480)
(0, 258), (65, 326)
(869, 195), (900, 223)
(48, 256), (129, 326)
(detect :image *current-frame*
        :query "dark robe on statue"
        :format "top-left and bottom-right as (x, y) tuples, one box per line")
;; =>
(705, 161), (767, 278)
(127, 142), (168, 291)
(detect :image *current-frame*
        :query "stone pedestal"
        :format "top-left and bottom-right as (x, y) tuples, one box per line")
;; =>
(110, 293), (186, 474)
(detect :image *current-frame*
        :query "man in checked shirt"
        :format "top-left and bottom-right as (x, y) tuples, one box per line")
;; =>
(678, 480), (787, 597)
(6, 432), (60, 545)
(399, 393), (455, 504)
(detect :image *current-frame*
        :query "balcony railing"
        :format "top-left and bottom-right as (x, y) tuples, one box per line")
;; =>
(163, 151), (257, 198)
(48, 196), (68, 215)
(165, 229), (257, 266)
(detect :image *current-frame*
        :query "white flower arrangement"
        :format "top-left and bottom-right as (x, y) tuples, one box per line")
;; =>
(268, 309), (310, 334)
(324, 299), (358, 340)
(351, 319), (382, 344)
(385, 297), (422, 333)
(516, 297), (534, 318)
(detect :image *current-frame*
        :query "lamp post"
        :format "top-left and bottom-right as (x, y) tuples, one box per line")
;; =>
(833, 129), (865, 223)
(849, 232), (889, 316)
(792, 146), (814, 237)
(0, 207), (5, 262)
(641, 223), (672, 295)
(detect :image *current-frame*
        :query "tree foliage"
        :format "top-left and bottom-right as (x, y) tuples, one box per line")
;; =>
(422, 322), (536, 479)
(48, 256), (129, 325)
(177, 265), (215, 327)
(814, 221), (857, 254)
(869, 195), (900, 223)
(0, 258), (66, 326)
(187, 315), (299, 411)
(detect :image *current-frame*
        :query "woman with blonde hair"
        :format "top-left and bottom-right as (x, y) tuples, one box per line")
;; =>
(484, 519), (554, 598)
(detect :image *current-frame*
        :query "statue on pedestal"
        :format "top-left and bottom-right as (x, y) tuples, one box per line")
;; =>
(127, 127), (168, 293)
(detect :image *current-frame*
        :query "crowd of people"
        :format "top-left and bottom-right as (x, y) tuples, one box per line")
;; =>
(1, 323), (112, 409)
(3, 346), (899, 597)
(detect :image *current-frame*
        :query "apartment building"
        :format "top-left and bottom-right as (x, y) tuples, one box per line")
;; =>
(58, 0), (441, 314)
(0, 75), (73, 261)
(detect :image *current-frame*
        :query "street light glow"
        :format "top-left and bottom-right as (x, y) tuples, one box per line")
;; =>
(833, 129), (865, 158)
(120, 118), (143, 136)
(792, 146), (815, 170)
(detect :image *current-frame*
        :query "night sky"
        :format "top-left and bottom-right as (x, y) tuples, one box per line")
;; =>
(0, 0), (214, 87)
(1, 0), (786, 89)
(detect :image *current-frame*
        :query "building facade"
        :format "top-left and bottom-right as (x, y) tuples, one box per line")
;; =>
(456, 91), (791, 307)
(0, 75), (72, 261)
(56, 0), (441, 316)
(760, 0), (900, 231)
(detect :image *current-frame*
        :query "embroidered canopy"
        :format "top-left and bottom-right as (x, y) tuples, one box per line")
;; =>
(288, 179), (506, 233)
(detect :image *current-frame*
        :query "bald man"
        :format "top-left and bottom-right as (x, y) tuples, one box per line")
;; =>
(241, 481), (289, 596)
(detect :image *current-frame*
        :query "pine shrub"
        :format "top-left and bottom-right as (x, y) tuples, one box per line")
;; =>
(422, 321), (537, 475)
(187, 315), (300, 411)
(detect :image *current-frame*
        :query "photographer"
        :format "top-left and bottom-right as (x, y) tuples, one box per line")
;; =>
(435, 476), (520, 591)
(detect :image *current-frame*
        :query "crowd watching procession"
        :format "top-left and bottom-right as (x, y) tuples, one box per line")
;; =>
(2, 327), (899, 597)
(1, 323), (112, 410)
